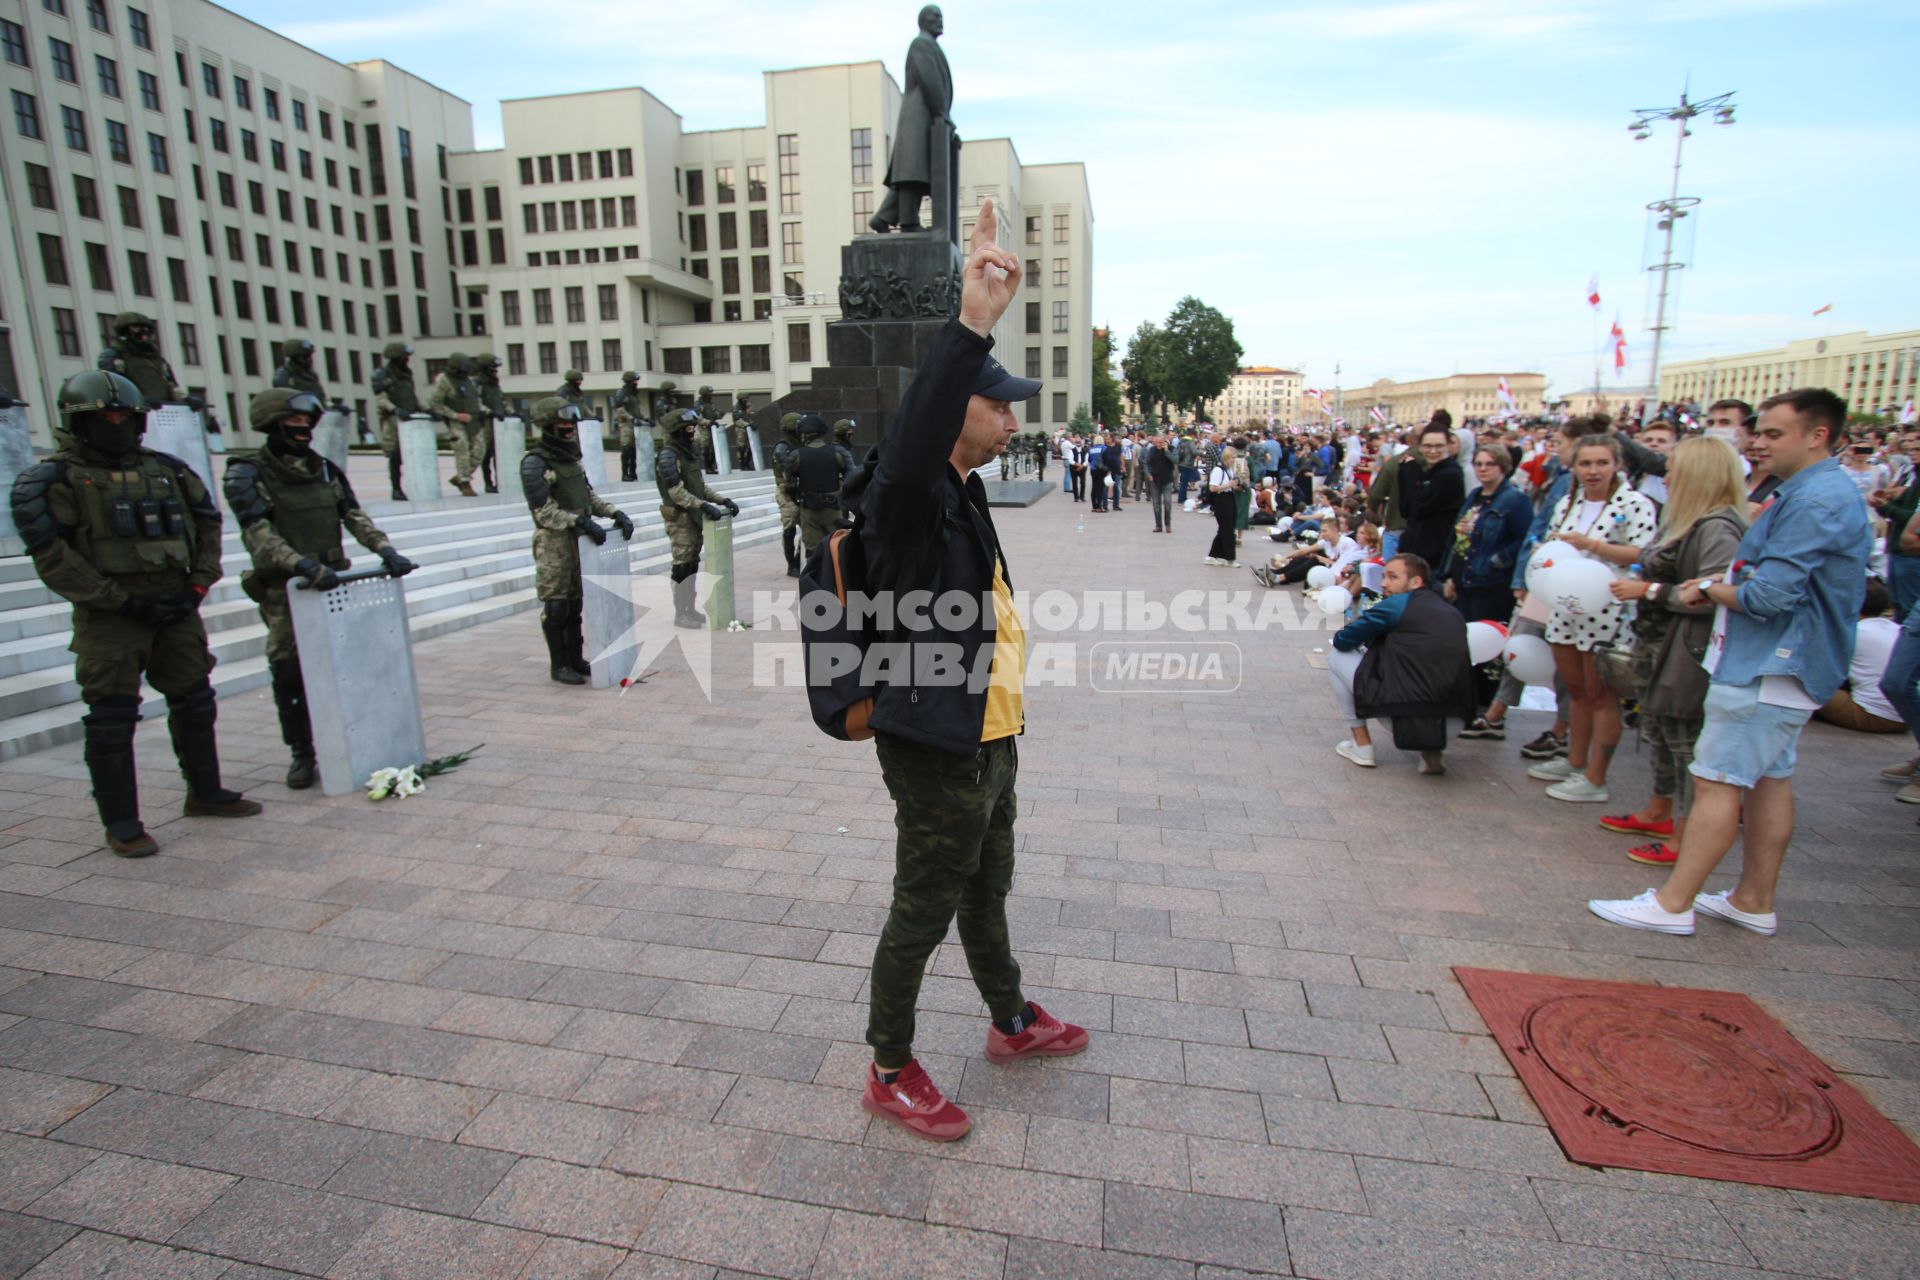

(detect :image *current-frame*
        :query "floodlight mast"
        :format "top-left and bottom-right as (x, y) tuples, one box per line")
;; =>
(1629, 89), (1736, 395)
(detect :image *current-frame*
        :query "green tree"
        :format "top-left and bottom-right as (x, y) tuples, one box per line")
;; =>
(1091, 329), (1125, 428)
(1121, 322), (1170, 420)
(1067, 402), (1095, 436)
(1159, 297), (1244, 417)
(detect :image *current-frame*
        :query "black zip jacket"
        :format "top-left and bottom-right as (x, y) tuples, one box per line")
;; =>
(847, 319), (1011, 755)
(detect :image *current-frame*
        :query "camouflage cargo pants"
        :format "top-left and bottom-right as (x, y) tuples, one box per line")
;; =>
(374, 409), (400, 455)
(775, 489), (798, 532)
(531, 527), (582, 600)
(449, 421), (485, 485)
(660, 504), (703, 568)
(614, 413), (635, 449)
(472, 416), (494, 473)
(254, 583), (299, 664)
(867, 733), (1025, 1069)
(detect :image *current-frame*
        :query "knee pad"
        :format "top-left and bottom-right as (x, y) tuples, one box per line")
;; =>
(670, 562), (697, 584)
(542, 598), (575, 627)
(167, 680), (217, 721)
(82, 696), (141, 735)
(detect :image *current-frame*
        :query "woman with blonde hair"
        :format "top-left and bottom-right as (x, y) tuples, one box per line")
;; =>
(1204, 445), (1245, 566)
(1597, 436), (1748, 863)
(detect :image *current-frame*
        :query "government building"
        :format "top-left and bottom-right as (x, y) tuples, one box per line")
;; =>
(1659, 328), (1919, 417)
(0, 0), (1093, 446)
(1338, 371), (1547, 429)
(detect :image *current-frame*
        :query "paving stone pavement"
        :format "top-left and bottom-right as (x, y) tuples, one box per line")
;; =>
(0, 493), (1915, 1279)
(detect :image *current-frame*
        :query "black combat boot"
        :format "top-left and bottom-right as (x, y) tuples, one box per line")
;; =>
(167, 683), (264, 818)
(388, 452), (408, 502)
(672, 573), (706, 630)
(782, 525), (800, 578)
(269, 659), (317, 790)
(482, 452), (498, 493)
(566, 600), (593, 677)
(83, 698), (155, 856)
(621, 445), (638, 483)
(543, 600), (585, 685)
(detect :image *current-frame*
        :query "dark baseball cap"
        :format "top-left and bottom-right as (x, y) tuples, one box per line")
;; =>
(972, 355), (1042, 402)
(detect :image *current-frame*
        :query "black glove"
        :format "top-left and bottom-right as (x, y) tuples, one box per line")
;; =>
(184, 395), (207, 413)
(149, 591), (200, 626)
(294, 558), (341, 591)
(610, 511), (635, 540)
(722, 497), (741, 517)
(700, 502), (730, 521)
(575, 516), (608, 546)
(378, 547), (417, 576)
(117, 595), (159, 622)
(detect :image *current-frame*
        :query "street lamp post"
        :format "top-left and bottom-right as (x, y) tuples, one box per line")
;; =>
(1630, 88), (1736, 400)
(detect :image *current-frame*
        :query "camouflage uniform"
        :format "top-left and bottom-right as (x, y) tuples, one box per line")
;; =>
(787, 417), (851, 559)
(97, 311), (187, 405)
(371, 342), (419, 500)
(9, 371), (259, 855)
(272, 339), (326, 402)
(729, 397), (753, 471)
(429, 352), (485, 496)
(867, 733), (1025, 1068)
(226, 388), (413, 788)
(556, 371), (588, 413)
(523, 397), (632, 683)
(611, 372), (642, 482)
(474, 354), (506, 493)
(771, 413), (803, 577)
(655, 409), (737, 628)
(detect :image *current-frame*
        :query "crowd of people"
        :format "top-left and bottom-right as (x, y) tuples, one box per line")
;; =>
(1043, 391), (1917, 940)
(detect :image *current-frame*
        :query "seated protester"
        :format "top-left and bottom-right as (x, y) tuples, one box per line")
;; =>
(1250, 477), (1281, 525)
(1327, 553), (1477, 775)
(1258, 513), (1361, 586)
(1816, 577), (1905, 733)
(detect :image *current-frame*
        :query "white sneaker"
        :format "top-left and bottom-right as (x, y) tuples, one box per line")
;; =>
(1203, 557), (1224, 566)
(1225, 562), (1240, 569)
(1336, 740), (1376, 768)
(1880, 756), (1919, 781)
(1527, 757), (1575, 782)
(1547, 775), (1610, 803)
(1693, 890), (1778, 936)
(1588, 888), (1694, 935)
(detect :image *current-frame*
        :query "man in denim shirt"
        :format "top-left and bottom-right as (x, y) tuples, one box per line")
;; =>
(1591, 389), (1870, 936)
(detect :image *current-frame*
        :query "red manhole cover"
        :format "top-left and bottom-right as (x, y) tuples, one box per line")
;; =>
(1524, 994), (1841, 1160)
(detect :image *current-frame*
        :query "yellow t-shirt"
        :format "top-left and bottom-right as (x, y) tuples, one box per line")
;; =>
(980, 561), (1026, 741)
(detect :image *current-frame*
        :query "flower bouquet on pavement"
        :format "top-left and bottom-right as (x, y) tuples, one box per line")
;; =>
(365, 745), (483, 801)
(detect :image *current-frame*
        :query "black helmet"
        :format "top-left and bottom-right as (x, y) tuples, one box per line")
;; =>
(797, 414), (829, 437)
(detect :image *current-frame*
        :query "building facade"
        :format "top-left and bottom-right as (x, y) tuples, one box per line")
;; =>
(1212, 365), (1303, 430)
(1, 2), (1094, 446)
(1660, 329), (1920, 417)
(1339, 371), (1548, 429)
(1, 0), (471, 444)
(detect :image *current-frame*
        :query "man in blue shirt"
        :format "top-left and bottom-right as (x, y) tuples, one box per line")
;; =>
(1591, 388), (1871, 937)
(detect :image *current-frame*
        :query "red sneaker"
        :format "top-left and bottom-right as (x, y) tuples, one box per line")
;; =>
(1600, 813), (1675, 837)
(1627, 841), (1678, 866)
(860, 1060), (971, 1142)
(984, 1002), (1090, 1063)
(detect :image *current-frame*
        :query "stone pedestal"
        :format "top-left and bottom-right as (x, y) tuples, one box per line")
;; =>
(495, 417), (527, 502)
(578, 533), (636, 688)
(703, 515), (735, 630)
(312, 408), (351, 475)
(399, 415), (441, 501)
(288, 572), (426, 796)
(0, 406), (32, 542)
(143, 405), (215, 495)
(579, 418), (607, 489)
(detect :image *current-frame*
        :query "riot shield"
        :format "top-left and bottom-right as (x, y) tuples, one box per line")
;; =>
(634, 431), (656, 492)
(710, 422), (733, 476)
(578, 531), (635, 688)
(399, 414), (441, 501)
(495, 416), (527, 502)
(703, 512), (736, 630)
(579, 418), (607, 489)
(0, 404), (31, 543)
(287, 567), (427, 796)
(311, 407), (351, 474)
(746, 422), (766, 470)
(143, 404), (215, 494)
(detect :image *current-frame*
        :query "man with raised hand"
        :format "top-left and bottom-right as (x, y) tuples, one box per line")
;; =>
(846, 200), (1088, 1143)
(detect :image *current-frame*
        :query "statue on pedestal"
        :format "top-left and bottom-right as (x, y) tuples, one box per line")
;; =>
(868, 5), (958, 239)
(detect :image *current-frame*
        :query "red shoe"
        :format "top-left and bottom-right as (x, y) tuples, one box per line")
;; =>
(1627, 842), (1678, 866)
(860, 1060), (970, 1142)
(984, 1002), (1090, 1063)
(1600, 813), (1674, 836)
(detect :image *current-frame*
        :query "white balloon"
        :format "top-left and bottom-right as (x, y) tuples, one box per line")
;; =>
(1504, 633), (1556, 685)
(1548, 558), (1616, 617)
(1526, 539), (1582, 582)
(1306, 565), (1336, 588)
(1316, 585), (1352, 616)
(1466, 621), (1508, 666)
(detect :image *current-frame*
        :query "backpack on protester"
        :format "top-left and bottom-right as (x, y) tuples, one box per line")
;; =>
(797, 518), (877, 741)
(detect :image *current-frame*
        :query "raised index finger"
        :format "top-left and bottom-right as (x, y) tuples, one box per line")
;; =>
(972, 198), (998, 254)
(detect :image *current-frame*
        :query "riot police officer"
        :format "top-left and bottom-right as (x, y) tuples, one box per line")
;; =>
(612, 371), (643, 483)
(273, 339), (326, 402)
(9, 372), (261, 856)
(430, 352), (485, 497)
(225, 390), (417, 788)
(557, 370), (588, 411)
(656, 408), (737, 628)
(788, 414), (851, 559)
(523, 397), (634, 684)
(98, 312), (187, 405)
(372, 341), (419, 500)
(474, 352), (506, 493)
(771, 412), (803, 577)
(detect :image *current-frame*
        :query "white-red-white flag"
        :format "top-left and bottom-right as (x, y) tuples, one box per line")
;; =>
(1586, 275), (1601, 310)
(1610, 317), (1627, 373)
(1812, 303), (1834, 317)
(1497, 377), (1516, 408)
(1901, 399), (1916, 425)
(1368, 406), (1387, 425)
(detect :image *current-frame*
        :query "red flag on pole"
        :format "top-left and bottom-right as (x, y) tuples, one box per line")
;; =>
(1610, 317), (1627, 372)
(1812, 303), (1833, 316)
(1586, 274), (1601, 310)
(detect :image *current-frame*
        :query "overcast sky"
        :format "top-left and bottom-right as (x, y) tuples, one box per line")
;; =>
(243, 0), (1917, 400)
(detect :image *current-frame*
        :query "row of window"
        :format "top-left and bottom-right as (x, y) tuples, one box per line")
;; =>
(1025, 300), (1073, 334)
(657, 344), (774, 376)
(522, 246), (643, 268)
(14, 89), (172, 170)
(681, 163), (765, 206)
(520, 196), (639, 235)
(685, 209), (773, 253)
(517, 149), (635, 187)
(497, 284), (627, 327)
(10, 1), (136, 49)
(1023, 347), (1075, 380)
